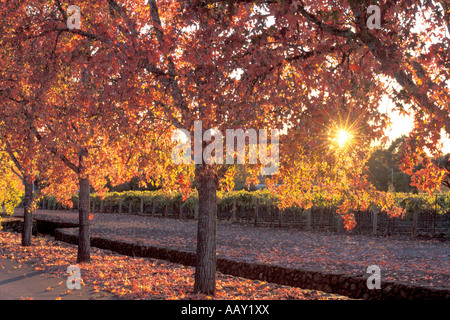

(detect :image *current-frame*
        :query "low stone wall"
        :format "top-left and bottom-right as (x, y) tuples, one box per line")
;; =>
(215, 259), (448, 300)
(35, 220), (79, 236)
(1, 218), (77, 235)
(0, 219), (25, 233)
(54, 227), (449, 300)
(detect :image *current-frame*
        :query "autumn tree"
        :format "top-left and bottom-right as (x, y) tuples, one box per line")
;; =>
(161, 0), (448, 293)
(0, 14), (49, 246)
(0, 0), (173, 261)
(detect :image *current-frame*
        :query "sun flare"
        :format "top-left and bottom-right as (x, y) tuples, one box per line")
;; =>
(336, 129), (352, 148)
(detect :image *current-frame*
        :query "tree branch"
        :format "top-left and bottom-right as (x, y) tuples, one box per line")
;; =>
(148, 0), (190, 118)
(4, 140), (24, 181)
(29, 123), (80, 174)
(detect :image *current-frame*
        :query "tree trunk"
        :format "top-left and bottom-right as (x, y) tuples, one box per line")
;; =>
(193, 165), (217, 295)
(119, 197), (123, 214)
(100, 199), (104, 213)
(140, 197), (144, 215)
(77, 175), (91, 263)
(21, 178), (34, 247)
(129, 199), (133, 214)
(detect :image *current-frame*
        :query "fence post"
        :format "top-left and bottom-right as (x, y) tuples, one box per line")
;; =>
(100, 199), (104, 213)
(172, 202), (177, 217)
(412, 206), (419, 237)
(179, 199), (183, 219)
(194, 199), (199, 220)
(318, 207), (324, 230)
(306, 208), (311, 231)
(432, 210), (436, 237)
(254, 198), (259, 227)
(129, 198), (132, 214)
(268, 205), (272, 227)
(231, 198), (237, 221)
(119, 196), (123, 214)
(278, 208), (282, 228)
(337, 213), (343, 233)
(140, 197), (144, 215)
(372, 208), (378, 236)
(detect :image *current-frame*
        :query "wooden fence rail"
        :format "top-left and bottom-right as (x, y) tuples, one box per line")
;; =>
(36, 195), (450, 237)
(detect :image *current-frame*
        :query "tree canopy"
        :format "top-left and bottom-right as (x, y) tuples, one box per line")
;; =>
(0, 0), (449, 294)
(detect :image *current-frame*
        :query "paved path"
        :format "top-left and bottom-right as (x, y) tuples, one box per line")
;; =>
(0, 257), (119, 300)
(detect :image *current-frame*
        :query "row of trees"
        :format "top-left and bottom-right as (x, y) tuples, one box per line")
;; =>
(367, 136), (450, 193)
(1, 1), (449, 295)
(38, 189), (450, 219)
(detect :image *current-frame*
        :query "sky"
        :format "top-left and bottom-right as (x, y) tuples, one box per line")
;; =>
(382, 98), (450, 155)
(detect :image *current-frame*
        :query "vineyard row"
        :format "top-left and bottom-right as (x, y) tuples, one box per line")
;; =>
(35, 190), (450, 237)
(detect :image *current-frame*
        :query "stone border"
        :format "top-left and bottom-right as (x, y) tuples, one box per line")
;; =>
(0, 219), (25, 233)
(53, 228), (449, 300)
(2, 218), (449, 300)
